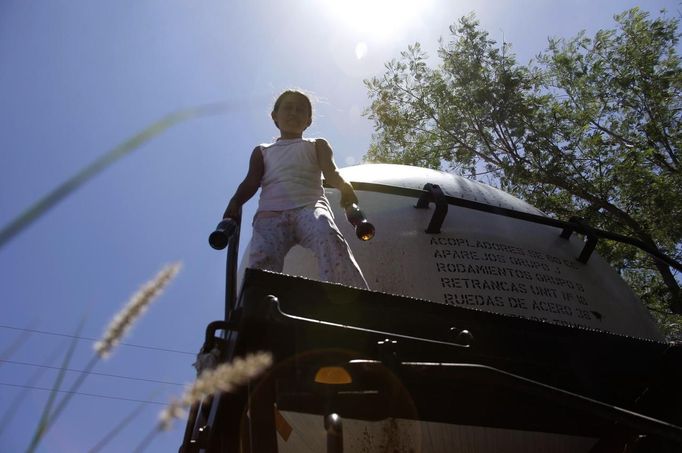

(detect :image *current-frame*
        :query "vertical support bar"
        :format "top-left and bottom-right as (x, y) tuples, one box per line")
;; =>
(560, 216), (598, 264)
(415, 183), (448, 234)
(179, 401), (200, 453)
(559, 216), (579, 239)
(247, 378), (278, 453)
(578, 235), (598, 264)
(225, 218), (241, 321)
(325, 413), (343, 453)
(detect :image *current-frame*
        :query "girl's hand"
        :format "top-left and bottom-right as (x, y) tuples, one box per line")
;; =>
(223, 200), (242, 221)
(340, 184), (359, 207)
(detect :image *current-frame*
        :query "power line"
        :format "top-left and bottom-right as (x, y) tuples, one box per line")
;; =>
(0, 382), (167, 406)
(0, 324), (196, 356)
(0, 343), (64, 439)
(0, 359), (185, 387)
(0, 327), (32, 361)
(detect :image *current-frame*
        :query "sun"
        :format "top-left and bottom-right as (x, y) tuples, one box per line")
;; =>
(319, 0), (432, 41)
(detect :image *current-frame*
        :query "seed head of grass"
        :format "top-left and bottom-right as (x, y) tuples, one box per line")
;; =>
(159, 351), (272, 430)
(95, 262), (182, 358)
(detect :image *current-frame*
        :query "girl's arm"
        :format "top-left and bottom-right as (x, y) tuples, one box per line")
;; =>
(223, 146), (264, 219)
(316, 138), (358, 207)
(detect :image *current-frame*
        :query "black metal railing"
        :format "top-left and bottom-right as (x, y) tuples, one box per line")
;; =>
(347, 180), (682, 272)
(213, 180), (680, 323)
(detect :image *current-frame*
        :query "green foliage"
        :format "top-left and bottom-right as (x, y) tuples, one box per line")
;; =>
(364, 8), (682, 325)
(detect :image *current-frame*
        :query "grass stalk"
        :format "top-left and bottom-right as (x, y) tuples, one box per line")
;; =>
(38, 355), (99, 436)
(0, 103), (231, 249)
(0, 340), (66, 439)
(131, 425), (160, 453)
(25, 316), (87, 453)
(0, 328), (33, 364)
(86, 391), (159, 453)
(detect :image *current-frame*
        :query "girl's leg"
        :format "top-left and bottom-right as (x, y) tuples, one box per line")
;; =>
(248, 213), (295, 272)
(295, 206), (368, 289)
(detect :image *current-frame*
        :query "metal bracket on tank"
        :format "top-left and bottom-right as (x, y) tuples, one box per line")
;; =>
(560, 217), (598, 264)
(415, 183), (448, 234)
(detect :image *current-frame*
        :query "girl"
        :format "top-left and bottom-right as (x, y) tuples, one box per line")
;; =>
(222, 90), (368, 289)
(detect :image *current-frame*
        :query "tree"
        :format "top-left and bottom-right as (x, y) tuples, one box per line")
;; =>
(363, 8), (682, 328)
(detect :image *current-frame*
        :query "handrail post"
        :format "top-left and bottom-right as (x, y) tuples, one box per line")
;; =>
(225, 218), (241, 321)
(208, 217), (242, 322)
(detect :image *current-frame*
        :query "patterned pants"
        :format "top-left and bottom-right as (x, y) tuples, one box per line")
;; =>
(248, 205), (368, 289)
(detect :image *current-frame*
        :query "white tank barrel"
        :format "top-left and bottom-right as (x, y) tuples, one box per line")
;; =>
(271, 163), (662, 341)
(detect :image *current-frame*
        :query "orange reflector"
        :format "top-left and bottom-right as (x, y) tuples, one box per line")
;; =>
(274, 407), (293, 441)
(314, 366), (352, 384)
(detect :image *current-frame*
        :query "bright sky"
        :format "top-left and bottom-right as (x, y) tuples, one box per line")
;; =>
(1, 1), (678, 451)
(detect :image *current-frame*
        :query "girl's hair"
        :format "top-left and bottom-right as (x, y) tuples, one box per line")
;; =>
(272, 89), (313, 118)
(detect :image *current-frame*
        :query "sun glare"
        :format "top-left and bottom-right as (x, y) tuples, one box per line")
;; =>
(355, 42), (368, 59)
(320, 0), (431, 41)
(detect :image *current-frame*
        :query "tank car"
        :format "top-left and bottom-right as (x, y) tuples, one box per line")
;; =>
(183, 164), (682, 453)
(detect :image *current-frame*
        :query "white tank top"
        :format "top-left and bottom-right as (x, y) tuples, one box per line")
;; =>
(257, 138), (328, 212)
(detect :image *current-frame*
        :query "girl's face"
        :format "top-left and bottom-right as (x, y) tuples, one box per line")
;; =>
(272, 93), (312, 137)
